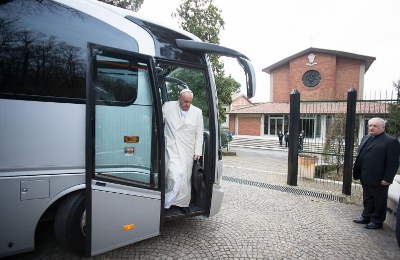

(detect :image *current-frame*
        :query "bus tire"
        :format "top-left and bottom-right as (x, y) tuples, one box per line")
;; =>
(54, 190), (85, 255)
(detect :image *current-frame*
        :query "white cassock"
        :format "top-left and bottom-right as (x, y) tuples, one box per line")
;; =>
(163, 101), (203, 208)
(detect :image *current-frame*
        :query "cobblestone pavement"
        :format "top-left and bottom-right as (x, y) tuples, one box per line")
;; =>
(222, 148), (364, 205)
(6, 149), (400, 259)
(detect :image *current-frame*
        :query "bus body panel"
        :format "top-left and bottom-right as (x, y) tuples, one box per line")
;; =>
(55, 0), (156, 56)
(91, 181), (160, 255)
(0, 100), (86, 173)
(209, 184), (224, 217)
(85, 0), (203, 43)
(0, 174), (85, 256)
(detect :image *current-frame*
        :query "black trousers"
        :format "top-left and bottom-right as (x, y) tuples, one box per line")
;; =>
(361, 184), (389, 224)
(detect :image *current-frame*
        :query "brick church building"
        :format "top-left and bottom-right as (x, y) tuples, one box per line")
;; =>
(227, 47), (376, 138)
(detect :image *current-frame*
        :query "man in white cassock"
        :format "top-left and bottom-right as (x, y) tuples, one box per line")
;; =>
(163, 89), (203, 212)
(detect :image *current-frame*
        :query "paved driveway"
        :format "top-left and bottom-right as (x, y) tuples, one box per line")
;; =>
(5, 149), (400, 259)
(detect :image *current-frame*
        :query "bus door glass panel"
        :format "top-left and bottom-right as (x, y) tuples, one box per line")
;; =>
(88, 46), (160, 256)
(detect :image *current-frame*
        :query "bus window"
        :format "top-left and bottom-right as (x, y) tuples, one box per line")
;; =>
(91, 49), (157, 190)
(94, 57), (138, 104)
(0, 0), (138, 102)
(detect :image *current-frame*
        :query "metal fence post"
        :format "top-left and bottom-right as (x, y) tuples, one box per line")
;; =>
(287, 89), (300, 186)
(342, 88), (357, 195)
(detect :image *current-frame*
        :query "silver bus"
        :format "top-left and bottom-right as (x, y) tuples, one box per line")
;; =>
(0, 0), (256, 257)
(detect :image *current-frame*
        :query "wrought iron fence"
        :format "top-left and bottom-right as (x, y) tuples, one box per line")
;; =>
(293, 89), (399, 197)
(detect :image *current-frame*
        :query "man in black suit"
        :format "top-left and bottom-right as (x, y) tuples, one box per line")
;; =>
(353, 117), (400, 229)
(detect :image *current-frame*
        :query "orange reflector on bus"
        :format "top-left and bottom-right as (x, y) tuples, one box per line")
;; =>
(123, 224), (134, 231)
(124, 136), (139, 143)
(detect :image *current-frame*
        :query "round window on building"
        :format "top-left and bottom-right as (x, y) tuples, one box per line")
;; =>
(302, 70), (321, 87)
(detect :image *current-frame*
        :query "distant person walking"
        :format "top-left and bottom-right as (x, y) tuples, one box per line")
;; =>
(278, 131), (284, 146)
(352, 117), (400, 230)
(284, 132), (289, 148)
(298, 133), (304, 150)
(300, 130), (305, 142)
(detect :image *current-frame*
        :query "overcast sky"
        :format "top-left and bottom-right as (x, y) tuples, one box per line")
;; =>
(137, 0), (400, 102)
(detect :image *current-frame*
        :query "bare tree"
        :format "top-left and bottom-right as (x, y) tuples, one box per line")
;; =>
(323, 114), (346, 175)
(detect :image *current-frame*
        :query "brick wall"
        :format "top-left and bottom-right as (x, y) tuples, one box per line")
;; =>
(272, 52), (360, 102)
(232, 95), (252, 106)
(229, 115), (235, 134)
(238, 116), (260, 135)
(272, 64), (291, 102)
(335, 57), (360, 96)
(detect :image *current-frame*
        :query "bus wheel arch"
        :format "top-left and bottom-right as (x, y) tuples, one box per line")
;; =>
(54, 190), (86, 255)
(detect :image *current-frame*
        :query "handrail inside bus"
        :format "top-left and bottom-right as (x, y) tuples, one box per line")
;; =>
(165, 76), (189, 89)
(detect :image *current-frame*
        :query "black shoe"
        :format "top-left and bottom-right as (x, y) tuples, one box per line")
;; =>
(178, 207), (189, 214)
(353, 217), (370, 224)
(364, 222), (383, 230)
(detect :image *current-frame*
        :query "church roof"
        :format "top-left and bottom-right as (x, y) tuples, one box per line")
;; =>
(262, 47), (376, 74)
(232, 92), (248, 102)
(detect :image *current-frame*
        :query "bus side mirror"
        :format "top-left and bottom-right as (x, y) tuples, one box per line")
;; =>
(237, 57), (256, 99)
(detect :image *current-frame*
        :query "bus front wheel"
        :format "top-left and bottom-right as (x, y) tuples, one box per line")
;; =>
(54, 190), (86, 255)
